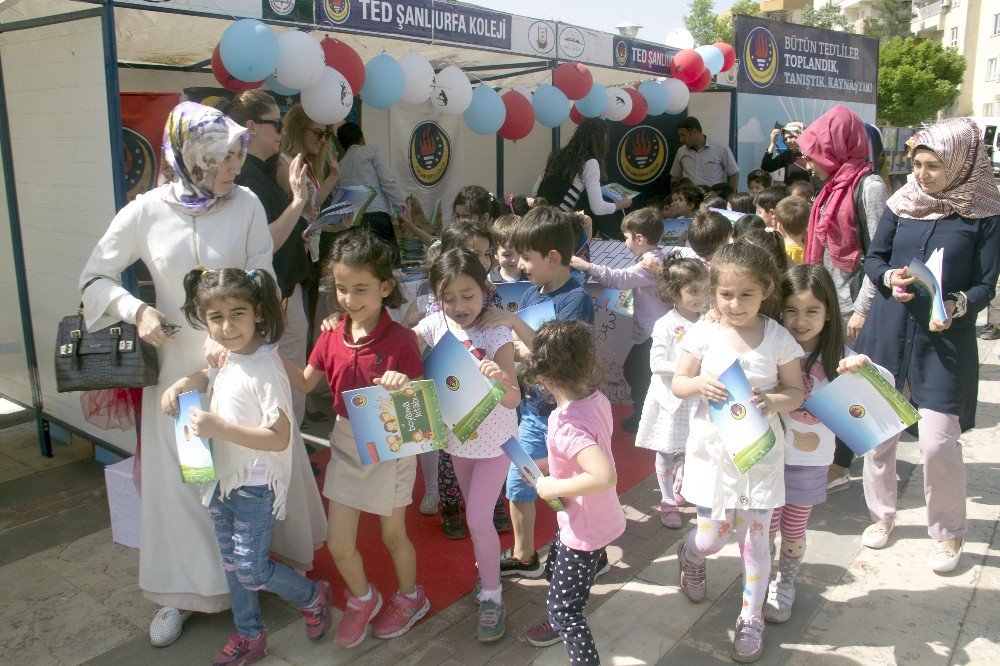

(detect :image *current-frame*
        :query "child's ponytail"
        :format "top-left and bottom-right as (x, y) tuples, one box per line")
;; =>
(656, 252), (708, 305)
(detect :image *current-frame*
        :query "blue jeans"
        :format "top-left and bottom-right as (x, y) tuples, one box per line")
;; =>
(209, 485), (318, 638)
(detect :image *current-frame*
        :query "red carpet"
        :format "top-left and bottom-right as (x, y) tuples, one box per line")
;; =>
(305, 403), (654, 615)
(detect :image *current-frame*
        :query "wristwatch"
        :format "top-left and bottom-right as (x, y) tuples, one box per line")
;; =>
(882, 269), (897, 288)
(947, 291), (968, 318)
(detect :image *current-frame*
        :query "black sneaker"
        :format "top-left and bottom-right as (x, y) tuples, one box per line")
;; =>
(980, 324), (1000, 340)
(441, 507), (467, 540)
(493, 502), (512, 533)
(594, 551), (611, 578)
(499, 547), (544, 578)
(620, 413), (641, 434)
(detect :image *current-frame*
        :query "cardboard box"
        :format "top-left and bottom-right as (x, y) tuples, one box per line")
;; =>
(104, 457), (141, 549)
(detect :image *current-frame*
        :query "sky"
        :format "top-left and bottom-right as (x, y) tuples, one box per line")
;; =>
(471, 0), (739, 45)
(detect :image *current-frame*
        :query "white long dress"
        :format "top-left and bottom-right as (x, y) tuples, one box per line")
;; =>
(80, 185), (326, 612)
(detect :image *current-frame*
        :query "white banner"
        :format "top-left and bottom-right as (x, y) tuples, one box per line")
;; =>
(389, 101), (465, 229)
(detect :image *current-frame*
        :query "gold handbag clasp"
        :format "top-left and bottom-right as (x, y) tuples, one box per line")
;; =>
(59, 344), (74, 355)
(118, 340), (133, 352)
(109, 327), (121, 337)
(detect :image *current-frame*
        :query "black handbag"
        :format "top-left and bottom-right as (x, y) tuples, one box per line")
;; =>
(54, 313), (158, 392)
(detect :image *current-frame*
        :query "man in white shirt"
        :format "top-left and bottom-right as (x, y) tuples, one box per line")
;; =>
(669, 116), (739, 190)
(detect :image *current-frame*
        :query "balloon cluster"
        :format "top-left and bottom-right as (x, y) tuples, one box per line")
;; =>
(214, 20), (737, 142)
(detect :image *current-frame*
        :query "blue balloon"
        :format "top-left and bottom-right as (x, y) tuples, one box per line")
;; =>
(638, 81), (669, 116)
(695, 45), (725, 76)
(219, 19), (279, 83)
(464, 85), (506, 135)
(533, 85), (570, 128)
(266, 75), (299, 97)
(360, 54), (405, 109)
(575, 83), (606, 118)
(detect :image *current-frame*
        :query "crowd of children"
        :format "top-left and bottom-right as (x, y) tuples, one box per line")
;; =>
(169, 170), (898, 666)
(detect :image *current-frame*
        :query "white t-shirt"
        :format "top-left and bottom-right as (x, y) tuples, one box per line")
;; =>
(206, 344), (295, 518)
(414, 312), (518, 458)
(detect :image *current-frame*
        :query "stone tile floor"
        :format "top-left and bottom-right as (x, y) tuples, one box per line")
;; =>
(0, 334), (997, 665)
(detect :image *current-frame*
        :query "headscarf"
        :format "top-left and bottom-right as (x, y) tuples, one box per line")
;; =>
(796, 105), (873, 270)
(886, 117), (1000, 221)
(158, 102), (248, 216)
(782, 121), (804, 137)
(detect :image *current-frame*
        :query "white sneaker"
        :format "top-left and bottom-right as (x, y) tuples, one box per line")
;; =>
(419, 491), (439, 515)
(929, 539), (963, 573)
(862, 522), (893, 549)
(149, 607), (193, 647)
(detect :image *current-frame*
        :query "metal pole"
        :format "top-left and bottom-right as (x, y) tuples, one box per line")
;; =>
(496, 134), (504, 200)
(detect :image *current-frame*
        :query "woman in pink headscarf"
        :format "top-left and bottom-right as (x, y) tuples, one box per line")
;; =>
(796, 105), (890, 492)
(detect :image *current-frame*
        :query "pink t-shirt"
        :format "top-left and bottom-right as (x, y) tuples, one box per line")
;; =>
(547, 390), (626, 552)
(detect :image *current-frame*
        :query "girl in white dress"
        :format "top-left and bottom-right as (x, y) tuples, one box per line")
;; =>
(671, 240), (805, 663)
(634, 254), (709, 528)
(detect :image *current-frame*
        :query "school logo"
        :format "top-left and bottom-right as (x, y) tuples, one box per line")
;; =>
(122, 127), (156, 202)
(559, 26), (585, 59)
(528, 21), (554, 54)
(743, 26), (777, 88)
(351, 394), (367, 408)
(323, 0), (350, 24)
(730, 403), (747, 420)
(849, 404), (866, 419)
(617, 126), (667, 186)
(614, 40), (629, 66)
(506, 301), (518, 312)
(409, 121), (451, 189)
(445, 376), (461, 391)
(268, 0), (295, 16)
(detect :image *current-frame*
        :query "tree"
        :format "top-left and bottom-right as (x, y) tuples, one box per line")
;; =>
(863, 0), (914, 41)
(683, 0), (761, 46)
(801, 1), (857, 33)
(877, 37), (965, 126)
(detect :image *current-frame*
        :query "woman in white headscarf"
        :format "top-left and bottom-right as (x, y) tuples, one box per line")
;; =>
(80, 102), (325, 647)
(857, 117), (1000, 572)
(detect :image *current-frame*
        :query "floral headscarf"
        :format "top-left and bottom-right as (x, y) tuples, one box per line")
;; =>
(158, 102), (248, 216)
(887, 117), (1000, 221)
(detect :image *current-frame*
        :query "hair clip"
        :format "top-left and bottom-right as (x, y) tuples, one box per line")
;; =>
(246, 269), (257, 278)
(194, 265), (209, 279)
(504, 193), (515, 214)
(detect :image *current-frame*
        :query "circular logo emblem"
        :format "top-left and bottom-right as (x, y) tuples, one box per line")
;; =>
(743, 26), (777, 88)
(730, 403), (747, 420)
(506, 301), (518, 312)
(269, 0), (295, 16)
(614, 40), (628, 66)
(849, 404), (866, 419)
(323, 0), (350, 24)
(528, 21), (554, 54)
(409, 121), (451, 188)
(351, 394), (367, 408)
(559, 27), (585, 58)
(617, 126), (667, 186)
(445, 376), (461, 391)
(122, 127), (156, 202)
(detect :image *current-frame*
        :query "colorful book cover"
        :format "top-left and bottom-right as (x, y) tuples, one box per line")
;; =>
(601, 182), (640, 203)
(708, 207), (744, 223)
(304, 185), (377, 235)
(343, 380), (448, 466)
(803, 362), (920, 457)
(709, 360), (777, 474)
(174, 391), (216, 483)
(516, 301), (556, 330)
(662, 217), (691, 246)
(907, 248), (948, 325)
(596, 288), (634, 317)
(422, 331), (507, 443)
(495, 281), (533, 313)
(500, 437), (565, 513)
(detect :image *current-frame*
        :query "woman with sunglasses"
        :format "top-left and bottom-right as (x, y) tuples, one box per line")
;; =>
(277, 104), (341, 220)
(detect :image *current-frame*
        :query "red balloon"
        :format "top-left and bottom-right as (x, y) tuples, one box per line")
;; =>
(498, 91), (535, 141)
(569, 105), (585, 125)
(620, 88), (648, 126)
(553, 62), (594, 101)
(714, 42), (737, 72)
(321, 37), (365, 93)
(211, 44), (264, 93)
(688, 67), (713, 93)
(671, 49), (704, 85)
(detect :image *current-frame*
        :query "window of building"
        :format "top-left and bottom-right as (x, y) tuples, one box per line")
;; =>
(988, 58), (999, 81)
(952, 0), (960, 7)
(993, 13), (1000, 36)
(949, 27), (959, 47)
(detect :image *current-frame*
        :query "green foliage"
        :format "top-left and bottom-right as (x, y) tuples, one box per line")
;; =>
(877, 37), (966, 126)
(801, 1), (857, 33)
(863, 0), (914, 41)
(684, 0), (761, 46)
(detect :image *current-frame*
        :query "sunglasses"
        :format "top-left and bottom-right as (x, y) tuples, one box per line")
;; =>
(253, 118), (283, 133)
(306, 127), (334, 141)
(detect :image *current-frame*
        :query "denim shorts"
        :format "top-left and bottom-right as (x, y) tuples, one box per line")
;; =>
(506, 412), (549, 502)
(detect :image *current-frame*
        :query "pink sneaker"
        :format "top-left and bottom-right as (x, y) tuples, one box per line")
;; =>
(211, 632), (266, 665)
(660, 502), (682, 528)
(334, 587), (383, 649)
(373, 585), (430, 639)
(300, 580), (333, 642)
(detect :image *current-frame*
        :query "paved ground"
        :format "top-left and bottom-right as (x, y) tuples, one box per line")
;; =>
(1, 329), (997, 665)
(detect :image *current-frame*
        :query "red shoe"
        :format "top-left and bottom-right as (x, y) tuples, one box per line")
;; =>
(211, 632), (266, 666)
(334, 587), (382, 649)
(525, 620), (563, 647)
(300, 580), (332, 642)
(373, 586), (430, 639)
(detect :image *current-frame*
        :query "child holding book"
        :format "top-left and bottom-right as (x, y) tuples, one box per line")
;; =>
(413, 248), (524, 642)
(671, 240), (805, 662)
(774, 196), (810, 265)
(665, 184), (703, 219)
(489, 214), (525, 283)
(635, 255), (710, 528)
(522, 320), (626, 662)
(163, 268), (332, 664)
(283, 230), (429, 648)
(571, 208), (670, 433)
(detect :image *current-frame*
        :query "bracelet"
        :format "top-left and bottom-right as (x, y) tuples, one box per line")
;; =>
(947, 291), (968, 318)
(882, 269), (896, 288)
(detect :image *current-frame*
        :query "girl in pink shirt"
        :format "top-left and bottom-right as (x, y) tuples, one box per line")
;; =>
(523, 320), (626, 664)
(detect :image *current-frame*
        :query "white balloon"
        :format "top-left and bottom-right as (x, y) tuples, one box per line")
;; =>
(664, 28), (695, 50)
(273, 30), (325, 90)
(301, 67), (353, 125)
(604, 87), (632, 122)
(398, 51), (435, 104)
(661, 77), (690, 114)
(432, 65), (473, 115)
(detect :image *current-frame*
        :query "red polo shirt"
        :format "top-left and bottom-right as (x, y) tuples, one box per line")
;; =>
(308, 309), (424, 419)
